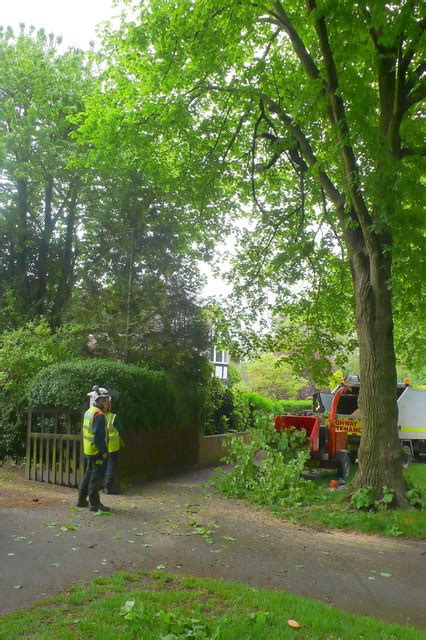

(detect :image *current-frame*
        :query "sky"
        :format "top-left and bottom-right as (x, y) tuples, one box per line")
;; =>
(2, 0), (232, 299)
(1, 0), (118, 50)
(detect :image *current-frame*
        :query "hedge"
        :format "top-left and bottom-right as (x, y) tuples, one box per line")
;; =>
(202, 384), (312, 436)
(28, 359), (192, 431)
(241, 392), (312, 417)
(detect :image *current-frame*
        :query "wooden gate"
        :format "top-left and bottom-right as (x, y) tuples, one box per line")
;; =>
(26, 408), (84, 487)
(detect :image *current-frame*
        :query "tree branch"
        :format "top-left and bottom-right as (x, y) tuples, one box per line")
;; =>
(400, 146), (426, 158)
(260, 95), (344, 213)
(404, 82), (426, 110)
(305, 0), (374, 243)
(272, 2), (321, 81)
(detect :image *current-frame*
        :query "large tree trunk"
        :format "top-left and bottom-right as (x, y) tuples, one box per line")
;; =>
(50, 190), (78, 325)
(124, 224), (136, 363)
(350, 239), (408, 506)
(36, 177), (54, 314)
(16, 178), (29, 301)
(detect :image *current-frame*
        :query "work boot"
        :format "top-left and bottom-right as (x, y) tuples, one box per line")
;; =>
(89, 502), (111, 512)
(76, 497), (89, 508)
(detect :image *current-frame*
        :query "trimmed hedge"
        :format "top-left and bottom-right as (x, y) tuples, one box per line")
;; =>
(28, 359), (187, 431)
(202, 383), (312, 436)
(241, 392), (312, 417)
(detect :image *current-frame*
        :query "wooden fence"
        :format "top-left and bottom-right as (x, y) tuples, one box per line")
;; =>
(26, 407), (200, 487)
(118, 425), (199, 481)
(26, 408), (84, 487)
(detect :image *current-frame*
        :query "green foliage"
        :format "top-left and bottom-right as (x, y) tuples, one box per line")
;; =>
(242, 392), (311, 420)
(202, 377), (249, 436)
(0, 27), (210, 378)
(407, 488), (424, 509)
(275, 464), (425, 538)
(28, 358), (201, 432)
(0, 318), (84, 390)
(0, 27), (93, 324)
(215, 414), (314, 509)
(351, 486), (403, 512)
(226, 363), (241, 387)
(119, 598), (214, 638)
(236, 353), (308, 400)
(0, 318), (85, 459)
(201, 377), (311, 436)
(87, 0), (424, 403)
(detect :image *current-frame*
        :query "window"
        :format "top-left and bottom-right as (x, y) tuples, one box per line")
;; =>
(214, 365), (229, 380)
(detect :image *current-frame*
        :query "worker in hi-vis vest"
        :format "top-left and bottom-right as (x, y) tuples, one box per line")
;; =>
(103, 404), (124, 494)
(77, 386), (111, 512)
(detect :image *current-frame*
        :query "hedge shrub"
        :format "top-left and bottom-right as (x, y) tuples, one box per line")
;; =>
(28, 359), (191, 431)
(201, 382), (312, 435)
(241, 392), (312, 420)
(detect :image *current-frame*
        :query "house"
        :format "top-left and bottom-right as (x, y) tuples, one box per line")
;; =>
(210, 347), (229, 384)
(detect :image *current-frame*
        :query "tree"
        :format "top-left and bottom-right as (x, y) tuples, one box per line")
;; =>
(0, 26), (209, 375)
(0, 26), (92, 327)
(237, 353), (308, 400)
(84, 0), (425, 504)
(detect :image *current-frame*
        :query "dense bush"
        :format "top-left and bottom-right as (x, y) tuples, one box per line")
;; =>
(0, 319), (86, 460)
(201, 379), (311, 436)
(28, 359), (199, 431)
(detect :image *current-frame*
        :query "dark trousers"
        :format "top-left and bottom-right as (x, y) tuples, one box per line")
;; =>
(79, 455), (105, 506)
(104, 450), (120, 490)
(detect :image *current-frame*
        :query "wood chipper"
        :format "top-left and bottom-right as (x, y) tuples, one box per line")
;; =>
(274, 413), (352, 480)
(312, 375), (426, 464)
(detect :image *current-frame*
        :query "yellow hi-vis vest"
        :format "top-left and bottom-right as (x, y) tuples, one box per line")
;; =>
(82, 406), (102, 455)
(105, 412), (120, 453)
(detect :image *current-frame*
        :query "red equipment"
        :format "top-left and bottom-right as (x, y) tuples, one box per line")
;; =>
(274, 397), (352, 479)
(274, 415), (320, 451)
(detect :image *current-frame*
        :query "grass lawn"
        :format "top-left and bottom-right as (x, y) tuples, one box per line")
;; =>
(278, 463), (426, 539)
(0, 571), (424, 639)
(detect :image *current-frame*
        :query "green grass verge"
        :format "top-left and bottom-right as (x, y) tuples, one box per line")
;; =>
(278, 464), (426, 539)
(0, 571), (424, 639)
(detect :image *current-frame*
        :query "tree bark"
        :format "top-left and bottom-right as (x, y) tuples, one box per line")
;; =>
(349, 236), (408, 506)
(50, 189), (78, 325)
(124, 224), (136, 363)
(36, 177), (54, 313)
(15, 178), (29, 301)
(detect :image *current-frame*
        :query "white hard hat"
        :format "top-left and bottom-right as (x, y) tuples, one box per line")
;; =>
(87, 385), (111, 405)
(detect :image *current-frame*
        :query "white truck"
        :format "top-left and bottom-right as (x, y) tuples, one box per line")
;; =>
(313, 376), (426, 463)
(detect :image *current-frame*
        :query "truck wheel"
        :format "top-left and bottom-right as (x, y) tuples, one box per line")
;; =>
(402, 445), (412, 468)
(335, 451), (351, 481)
